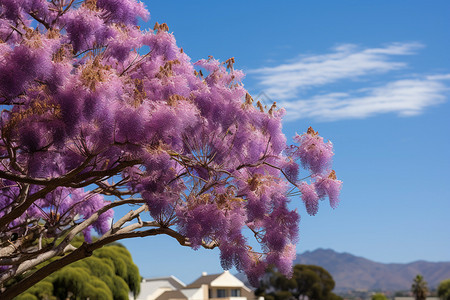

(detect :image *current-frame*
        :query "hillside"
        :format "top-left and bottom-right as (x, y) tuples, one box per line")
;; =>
(294, 248), (450, 292)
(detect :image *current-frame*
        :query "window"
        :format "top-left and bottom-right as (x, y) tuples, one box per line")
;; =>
(217, 289), (227, 298)
(231, 289), (241, 297)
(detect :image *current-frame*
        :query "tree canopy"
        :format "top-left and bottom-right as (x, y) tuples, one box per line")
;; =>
(438, 279), (450, 300)
(255, 264), (342, 300)
(15, 244), (140, 300)
(0, 0), (341, 298)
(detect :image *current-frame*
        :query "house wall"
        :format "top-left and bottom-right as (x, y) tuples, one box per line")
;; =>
(208, 286), (249, 300)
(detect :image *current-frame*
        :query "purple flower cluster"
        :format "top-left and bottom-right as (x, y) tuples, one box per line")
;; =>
(299, 182), (319, 216)
(0, 44), (52, 99)
(291, 127), (342, 216)
(298, 172), (342, 215)
(314, 171), (342, 209)
(97, 0), (149, 24)
(293, 126), (334, 174)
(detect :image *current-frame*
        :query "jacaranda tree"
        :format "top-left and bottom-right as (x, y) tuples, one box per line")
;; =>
(0, 0), (342, 298)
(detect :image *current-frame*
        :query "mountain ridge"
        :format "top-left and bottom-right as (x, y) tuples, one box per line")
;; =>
(294, 248), (450, 292)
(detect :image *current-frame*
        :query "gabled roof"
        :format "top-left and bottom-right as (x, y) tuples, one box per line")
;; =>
(185, 273), (222, 288)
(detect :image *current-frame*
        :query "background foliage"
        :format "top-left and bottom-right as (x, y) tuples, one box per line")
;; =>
(438, 279), (450, 300)
(14, 243), (140, 300)
(255, 264), (342, 300)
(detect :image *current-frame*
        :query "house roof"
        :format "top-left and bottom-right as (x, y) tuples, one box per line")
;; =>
(135, 276), (186, 300)
(185, 273), (222, 288)
(142, 276), (186, 289)
(156, 290), (187, 300)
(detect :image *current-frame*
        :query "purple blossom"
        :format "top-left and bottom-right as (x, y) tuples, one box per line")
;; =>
(0, 44), (51, 99)
(314, 171), (342, 209)
(264, 115), (287, 154)
(97, 0), (149, 24)
(83, 226), (94, 243)
(0, 19), (20, 43)
(143, 191), (176, 219)
(293, 127), (334, 175)
(27, 152), (61, 178)
(62, 7), (111, 53)
(266, 243), (296, 277)
(115, 105), (146, 143)
(145, 104), (178, 139)
(176, 203), (227, 249)
(283, 159), (299, 183)
(246, 260), (268, 287)
(0, 0), (24, 20)
(19, 123), (45, 153)
(77, 193), (114, 235)
(299, 181), (319, 216)
(93, 205), (114, 235)
(218, 209), (248, 271)
(56, 88), (84, 136)
(142, 31), (179, 60)
(245, 193), (269, 222)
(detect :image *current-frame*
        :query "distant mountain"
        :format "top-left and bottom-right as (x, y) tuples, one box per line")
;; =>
(294, 248), (450, 292)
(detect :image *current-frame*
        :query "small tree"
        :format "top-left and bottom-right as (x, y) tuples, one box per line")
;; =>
(255, 264), (342, 300)
(438, 279), (450, 300)
(0, 0), (342, 298)
(372, 293), (388, 300)
(412, 275), (429, 300)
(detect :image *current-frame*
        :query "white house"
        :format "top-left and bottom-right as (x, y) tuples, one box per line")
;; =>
(132, 271), (259, 300)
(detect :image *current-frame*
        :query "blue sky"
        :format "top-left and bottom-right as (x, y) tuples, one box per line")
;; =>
(121, 1), (450, 283)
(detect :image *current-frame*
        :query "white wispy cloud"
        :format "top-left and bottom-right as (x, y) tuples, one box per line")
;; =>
(249, 42), (450, 121)
(280, 76), (450, 121)
(250, 42), (423, 99)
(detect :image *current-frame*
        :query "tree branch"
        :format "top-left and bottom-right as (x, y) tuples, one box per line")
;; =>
(28, 11), (50, 29)
(0, 242), (94, 300)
